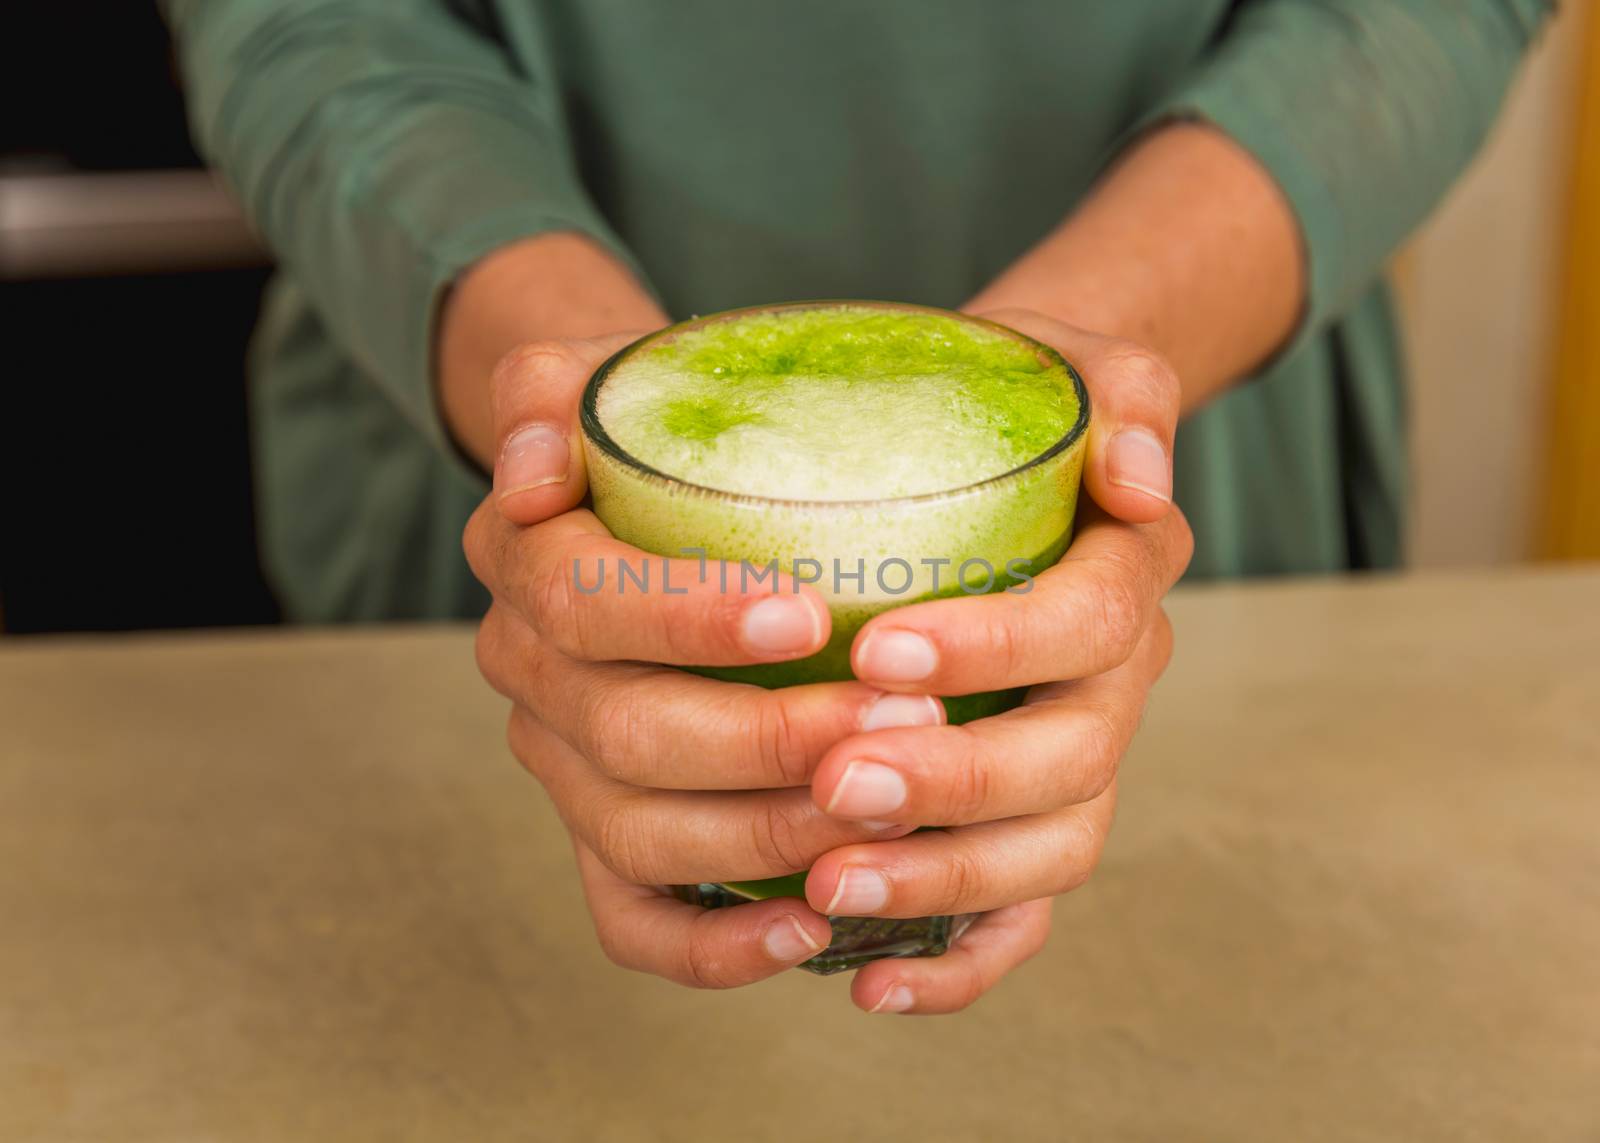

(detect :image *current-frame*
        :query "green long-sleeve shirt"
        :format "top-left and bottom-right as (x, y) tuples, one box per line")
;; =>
(166, 0), (1547, 622)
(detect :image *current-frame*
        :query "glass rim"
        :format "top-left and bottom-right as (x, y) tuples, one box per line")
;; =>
(578, 299), (1092, 510)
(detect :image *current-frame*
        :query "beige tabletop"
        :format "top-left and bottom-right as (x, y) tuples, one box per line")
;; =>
(2, 568), (1597, 1142)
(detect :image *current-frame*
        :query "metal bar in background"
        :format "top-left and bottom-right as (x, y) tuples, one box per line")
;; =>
(0, 169), (269, 280)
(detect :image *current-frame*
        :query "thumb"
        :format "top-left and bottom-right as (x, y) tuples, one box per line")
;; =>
(491, 331), (652, 525)
(973, 308), (1177, 525)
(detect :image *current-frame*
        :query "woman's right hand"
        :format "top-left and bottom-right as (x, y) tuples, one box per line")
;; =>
(463, 333), (945, 988)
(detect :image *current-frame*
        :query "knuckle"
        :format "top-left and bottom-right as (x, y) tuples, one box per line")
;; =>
(750, 798), (813, 876)
(585, 685), (662, 785)
(461, 502), (492, 577)
(943, 726), (994, 818)
(593, 795), (659, 885)
(1168, 505), (1197, 576)
(749, 693), (813, 787)
(1145, 607), (1177, 681)
(936, 848), (990, 914)
(653, 588), (713, 661)
(1056, 855), (1096, 897)
(1102, 342), (1180, 406)
(947, 957), (989, 1013)
(665, 584), (745, 662)
(682, 921), (740, 990)
(493, 339), (587, 391)
(591, 917), (639, 972)
(1016, 909), (1053, 964)
(503, 710), (535, 773)
(473, 609), (510, 696)
(531, 546), (596, 658)
(1055, 820), (1103, 896)
(477, 606), (553, 710)
(1075, 702), (1125, 801)
(1089, 570), (1145, 667)
(463, 500), (520, 592)
(984, 607), (1026, 683)
(503, 708), (556, 788)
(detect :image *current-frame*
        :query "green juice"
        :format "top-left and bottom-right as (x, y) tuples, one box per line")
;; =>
(581, 301), (1088, 973)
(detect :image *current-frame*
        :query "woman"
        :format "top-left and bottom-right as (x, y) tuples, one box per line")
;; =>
(166, 0), (1545, 1012)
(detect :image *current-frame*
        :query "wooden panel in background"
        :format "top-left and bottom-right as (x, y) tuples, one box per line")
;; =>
(1544, 2), (1600, 558)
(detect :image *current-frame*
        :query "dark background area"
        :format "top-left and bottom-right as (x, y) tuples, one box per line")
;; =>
(1, 3), (280, 633)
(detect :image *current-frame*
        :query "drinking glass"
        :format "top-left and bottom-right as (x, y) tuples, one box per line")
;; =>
(580, 301), (1090, 973)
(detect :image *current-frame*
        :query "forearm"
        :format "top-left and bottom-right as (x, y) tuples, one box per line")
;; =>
(979, 0), (1550, 413)
(437, 233), (668, 466)
(966, 123), (1304, 414)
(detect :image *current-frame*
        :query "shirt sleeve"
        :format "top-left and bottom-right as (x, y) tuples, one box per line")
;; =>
(162, 0), (648, 453)
(1136, 0), (1553, 351)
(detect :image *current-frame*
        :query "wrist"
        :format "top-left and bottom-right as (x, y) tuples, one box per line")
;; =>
(967, 122), (1303, 414)
(437, 232), (667, 465)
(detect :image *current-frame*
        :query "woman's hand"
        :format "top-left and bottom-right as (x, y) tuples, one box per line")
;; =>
(803, 309), (1192, 1014)
(464, 334), (947, 988)
(444, 241), (898, 984)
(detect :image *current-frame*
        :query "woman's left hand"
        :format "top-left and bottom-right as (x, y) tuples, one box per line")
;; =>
(806, 308), (1192, 1014)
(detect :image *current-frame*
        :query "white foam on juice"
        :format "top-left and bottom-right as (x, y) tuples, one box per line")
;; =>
(595, 306), (1078, 502)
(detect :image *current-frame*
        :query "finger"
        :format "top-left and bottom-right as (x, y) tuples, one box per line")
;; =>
(573, 840), (834, 987)
(976, 309), (1178, 524)
(465, 504), (831, 666)
(510, 710), (913, 885)
(477, 603), (944, 789)
(850, 898), (1053, 1014)
(818, 614), (1169, 824)
(851, 502), (1191, 693)
(491, 332), (650, 525)
(804, 782), (1116, 919)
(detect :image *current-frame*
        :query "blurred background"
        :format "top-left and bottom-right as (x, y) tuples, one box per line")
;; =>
(2, 3), (1595, 635)
(1, 4), (275, 633)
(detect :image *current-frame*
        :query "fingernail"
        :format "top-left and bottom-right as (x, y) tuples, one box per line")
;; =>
(861, 692), (944, 732)
(497, 423), (569, 496)
(740, 596), (822, 655)
(763, 915), (825, 963)
(825, 760), (908, 819)
(1106, 428), (1171, 504)
(870, 984), (915, 1014)
(856, 629), (938, 682)
(824, 865), (890, 915)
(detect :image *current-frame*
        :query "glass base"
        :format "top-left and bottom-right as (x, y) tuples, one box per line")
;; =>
(671, 882), (979, 975)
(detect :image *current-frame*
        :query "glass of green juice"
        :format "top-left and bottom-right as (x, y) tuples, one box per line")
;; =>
(579, 300), (1089, 974)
